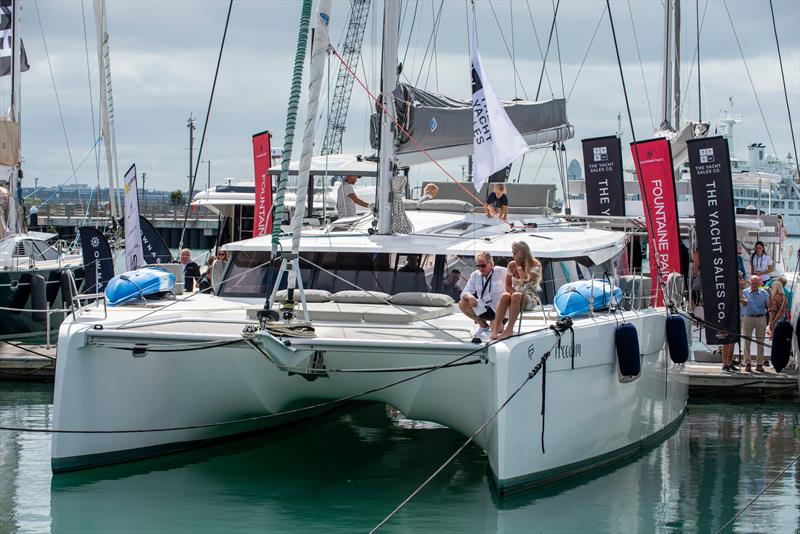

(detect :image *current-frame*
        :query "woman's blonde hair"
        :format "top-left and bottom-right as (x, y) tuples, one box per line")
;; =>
(771, 280), (784, 296)
(423, 183), (439, 195)
(512, 241), (538, 270)
(493, 182), (506, 194)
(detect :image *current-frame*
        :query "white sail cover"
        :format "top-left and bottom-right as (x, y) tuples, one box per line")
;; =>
(370, 85), (571, 167)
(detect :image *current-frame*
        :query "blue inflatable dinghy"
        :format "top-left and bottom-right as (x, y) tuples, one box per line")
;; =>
(105, 267), (176, 306)
(553, 280), (623, 318)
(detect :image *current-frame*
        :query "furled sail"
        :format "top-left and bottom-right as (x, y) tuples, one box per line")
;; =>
(370, 83), (573, 165)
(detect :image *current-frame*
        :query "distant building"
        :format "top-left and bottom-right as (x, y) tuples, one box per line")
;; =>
(567, 159), (582, 181)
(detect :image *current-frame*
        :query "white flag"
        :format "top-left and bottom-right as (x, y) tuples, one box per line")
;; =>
(470, 23), (528, 193)
(123, 164), (143, 271)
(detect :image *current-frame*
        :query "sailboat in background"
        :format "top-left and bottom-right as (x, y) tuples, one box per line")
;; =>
(0, 0), (85, 341)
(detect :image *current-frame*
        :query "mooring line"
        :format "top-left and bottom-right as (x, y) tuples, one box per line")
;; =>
(371, 321), (572, 532)
(715, 450), (800, 533)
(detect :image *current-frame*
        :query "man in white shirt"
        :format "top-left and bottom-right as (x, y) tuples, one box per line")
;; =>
(336, 175), (369, 218)
(458, 251), (508, 342)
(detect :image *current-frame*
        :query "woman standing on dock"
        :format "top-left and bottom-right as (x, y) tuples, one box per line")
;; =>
(767, 280), (788, 337)
(750, 241), (774, 282)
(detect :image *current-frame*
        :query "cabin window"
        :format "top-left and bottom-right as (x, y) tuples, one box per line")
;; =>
(30, 240), (59, 261)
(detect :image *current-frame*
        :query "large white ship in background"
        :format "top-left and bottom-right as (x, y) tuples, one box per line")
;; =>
(717, 106), (800, 235)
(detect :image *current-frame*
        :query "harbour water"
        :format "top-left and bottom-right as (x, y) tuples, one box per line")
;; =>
(1, 382), (799, 533)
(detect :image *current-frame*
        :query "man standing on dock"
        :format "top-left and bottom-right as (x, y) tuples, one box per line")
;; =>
(740, 275), (769, 373)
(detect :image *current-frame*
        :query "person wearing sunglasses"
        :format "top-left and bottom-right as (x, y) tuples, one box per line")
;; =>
(458, 251), (508, 343)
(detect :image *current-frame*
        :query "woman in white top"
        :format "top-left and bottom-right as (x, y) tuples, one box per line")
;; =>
(750, 240), (773, 282)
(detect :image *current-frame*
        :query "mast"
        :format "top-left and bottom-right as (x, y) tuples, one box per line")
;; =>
(93, 0), (120, 220)
(290, 0), (330, 258)
(376, 0), (399, 235)
(8, 0), (21, 233)
(672, 0), (681, 129)
(659, 0), (673, 131)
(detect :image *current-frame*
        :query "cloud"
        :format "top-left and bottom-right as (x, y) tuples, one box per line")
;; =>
(3, 0), (797, 196)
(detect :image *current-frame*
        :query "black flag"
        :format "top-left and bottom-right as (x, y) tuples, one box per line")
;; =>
(79, 227), (115, 294)
(488, 164), (512, 183)
(0, 0), (30, 77)
(139, 216), (173, 264)
(581, 136), (625, 216)
(687, 136), (740, 344)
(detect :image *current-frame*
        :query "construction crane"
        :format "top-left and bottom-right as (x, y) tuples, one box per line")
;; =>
(321, 0), (371, 156)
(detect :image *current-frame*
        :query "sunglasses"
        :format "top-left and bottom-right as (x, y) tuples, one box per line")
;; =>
(476, 263), (489, 268)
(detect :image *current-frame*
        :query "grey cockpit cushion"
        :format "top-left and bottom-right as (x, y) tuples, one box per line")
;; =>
(274, 289), (331, 303)
(330, 290), (390, 304)
(388, 292), (455, 307)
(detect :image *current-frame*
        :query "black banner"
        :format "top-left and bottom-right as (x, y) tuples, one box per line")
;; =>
(488, 164), (511, 183)
(687, 136), (740, 344)
(0, 0), (30, 77)
(139, 215), (173, 264)
(581, 135), (625, 216)
(79, 227), (115, 294)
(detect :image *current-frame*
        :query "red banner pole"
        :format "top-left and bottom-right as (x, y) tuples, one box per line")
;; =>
(631, 138), (682, 307)
(252, 131), (273, 236)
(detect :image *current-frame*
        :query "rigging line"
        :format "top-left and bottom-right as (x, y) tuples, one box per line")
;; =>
(486, 0), (529, 100)
(720, 0), (779, 159)
(33, 0), (85, 216)
(80, 0), (100, 217)
(696, 0), (701, 122)
(714, 450), (800, 534)
(515, 152), (526, 183)
(510, 0), (516, 100)
(566, 5), (607, 102)
(532, 147), (549, 183)
(421, 0), (442, 90)
(297, 254), (465, 343)
(400, 0), (420, 69)
(33, 138), (104, 207)
(524, 0), (553, 99)
(330, 45), (509, 221)
(606, 0), (671, 303)
(371, 333), (561, 533)
(24, 137), (103, 199)
(676, 0), (710, 120)
(116, 257), (274, 330)
(551, 0), (565, 99)
(535, 0), (561, 101)
(412, 0), (444, 87)
(625, 0), (655, 131)
(178, 0), (233, 250)
(768, 0), (800, 182)
(432, 0), (439, 92)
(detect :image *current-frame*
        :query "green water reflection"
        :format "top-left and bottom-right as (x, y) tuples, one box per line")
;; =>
(1, 382), (799, 533)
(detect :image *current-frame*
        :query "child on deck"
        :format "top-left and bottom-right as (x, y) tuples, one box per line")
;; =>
(484, 182), (509, 221)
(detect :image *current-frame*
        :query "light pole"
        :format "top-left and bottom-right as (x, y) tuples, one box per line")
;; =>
(187, 114), (196, 192)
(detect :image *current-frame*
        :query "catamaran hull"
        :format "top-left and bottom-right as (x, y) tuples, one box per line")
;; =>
(51, 323), (332, 473)
(53, 309), (687, 491)
(0, 266), (84, 340)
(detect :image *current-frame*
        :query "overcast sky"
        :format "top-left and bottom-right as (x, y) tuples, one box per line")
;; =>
(1, 0), (798, 199)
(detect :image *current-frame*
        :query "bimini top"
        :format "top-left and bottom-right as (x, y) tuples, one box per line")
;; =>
(224, 215), (626, 266)
(267, 154), (378, 177)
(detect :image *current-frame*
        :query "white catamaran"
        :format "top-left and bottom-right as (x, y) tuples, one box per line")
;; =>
(52, 0), (689, 493)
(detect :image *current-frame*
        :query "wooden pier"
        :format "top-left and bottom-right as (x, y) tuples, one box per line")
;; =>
(0, 342), (57, 381)
(683, 361), (798, 398)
